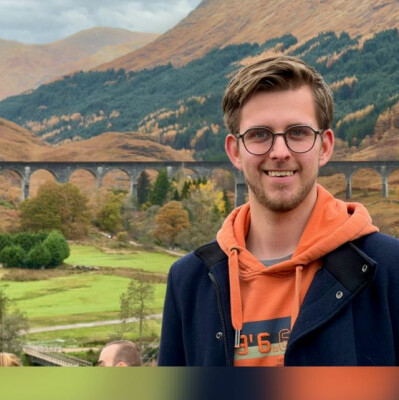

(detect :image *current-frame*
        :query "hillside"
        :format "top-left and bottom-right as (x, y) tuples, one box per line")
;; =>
(1, 27), (398, 161)
(0, 118), (50, 161)
(39, 132), (194, 162)
(0, 118), (193, 161)
(97, 0), (399, 72)
(0, 27), (158, 100)
(333, 101), (399, 161)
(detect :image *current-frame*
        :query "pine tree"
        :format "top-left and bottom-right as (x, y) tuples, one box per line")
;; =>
(180, 179), (191, 199)
(136, 171), (152, 207)
(149, 169), (170, 206)
(222, 189), (233, 216)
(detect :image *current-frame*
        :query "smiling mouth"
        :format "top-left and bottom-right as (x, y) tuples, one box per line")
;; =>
(266, 170), (295, 177)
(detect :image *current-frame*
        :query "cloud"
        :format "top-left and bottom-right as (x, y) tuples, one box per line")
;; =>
(0, 0), (201, 44)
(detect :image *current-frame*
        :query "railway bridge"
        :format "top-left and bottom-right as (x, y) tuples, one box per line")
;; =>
(0, 160), (398, 206)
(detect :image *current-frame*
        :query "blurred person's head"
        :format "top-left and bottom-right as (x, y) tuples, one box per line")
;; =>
(0, 352), (22, 367)
(98, 340), (141, 367)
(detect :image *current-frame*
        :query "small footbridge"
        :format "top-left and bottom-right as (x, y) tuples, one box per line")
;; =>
(23, 345), (92, 367)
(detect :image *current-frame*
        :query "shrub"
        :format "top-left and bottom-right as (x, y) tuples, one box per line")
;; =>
(13, 232), (43, 252)
(0, 234), (11, 252)
(0, 245), (26, 268)
(42, 231), (70, 267)
(25, 243), (52, 269)
(116, 231), (129, 242)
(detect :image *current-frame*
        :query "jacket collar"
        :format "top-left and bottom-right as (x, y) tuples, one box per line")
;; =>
(287, 241), (377, 354)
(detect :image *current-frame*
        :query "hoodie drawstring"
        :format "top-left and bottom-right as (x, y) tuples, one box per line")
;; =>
(228, 247), (243, 348)
(291, 265), (304, 330)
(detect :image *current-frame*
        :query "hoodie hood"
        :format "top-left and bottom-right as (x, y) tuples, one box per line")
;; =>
(216, 184), (378, 344)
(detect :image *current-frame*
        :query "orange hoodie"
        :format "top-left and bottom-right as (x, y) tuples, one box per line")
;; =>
(216, 185), (378, 366)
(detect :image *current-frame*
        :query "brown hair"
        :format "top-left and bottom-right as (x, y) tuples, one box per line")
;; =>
(222, 55), (334, 134)
(104, 340), (142, 366)
(0, 352), (22, 367)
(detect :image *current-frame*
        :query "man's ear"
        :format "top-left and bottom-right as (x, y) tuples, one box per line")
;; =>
(225, 134), (242, 170)
(115, 361), (128, 367)
(318, 129), (334, 167)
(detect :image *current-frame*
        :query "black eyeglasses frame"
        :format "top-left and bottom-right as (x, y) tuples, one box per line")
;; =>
(234, 125), (325, 155)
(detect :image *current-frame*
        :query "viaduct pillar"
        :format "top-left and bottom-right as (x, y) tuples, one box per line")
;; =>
(345, 175), (352, 199)
(235, 171), (246, 206)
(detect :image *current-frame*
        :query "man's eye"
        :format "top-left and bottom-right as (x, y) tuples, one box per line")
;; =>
(248, 130), (269, 139)
(290, 129), (304, 137)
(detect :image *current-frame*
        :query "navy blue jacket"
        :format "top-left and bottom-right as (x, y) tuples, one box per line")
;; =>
(158, 232), (399, 366)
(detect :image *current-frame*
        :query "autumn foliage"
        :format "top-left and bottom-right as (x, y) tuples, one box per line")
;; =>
(19, 181), (90, 239)
(154, 201), (189, 247)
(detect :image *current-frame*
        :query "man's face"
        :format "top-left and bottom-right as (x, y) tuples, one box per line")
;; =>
(226, 85), (333, 213)
(98, 344), (119, 367)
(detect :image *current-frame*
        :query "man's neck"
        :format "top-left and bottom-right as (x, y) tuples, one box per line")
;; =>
(246, 189), (317, 260)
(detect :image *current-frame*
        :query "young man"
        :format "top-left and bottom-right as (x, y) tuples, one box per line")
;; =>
(98, 340), (141, 367)
(158, 55), (399, 366)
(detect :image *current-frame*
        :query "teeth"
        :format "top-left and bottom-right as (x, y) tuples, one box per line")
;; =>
(267, 171), (294, 177)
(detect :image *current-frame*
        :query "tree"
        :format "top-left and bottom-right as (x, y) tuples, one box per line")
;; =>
(19, 181), (90, 239)
(154, 201), (189, 247)
(136, 171), (152, 207)
(149, 169), (170, 206)
(129, 205), (160, 247)
(119, 275), (155, 350)
(180, 179), (191, 199)
(222, 189), (233, 216)
(177, 181), (225, 250)
(172, 188), (180, 201)
(0, 289), (28, 354)
(96, 191), (126, 234)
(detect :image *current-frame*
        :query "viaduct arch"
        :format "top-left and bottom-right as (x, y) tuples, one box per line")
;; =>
(0, 161), (398, 206)
(318, 161), (399, 199)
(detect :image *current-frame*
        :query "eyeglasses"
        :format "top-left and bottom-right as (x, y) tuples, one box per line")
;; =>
(234, 125), (324, 155)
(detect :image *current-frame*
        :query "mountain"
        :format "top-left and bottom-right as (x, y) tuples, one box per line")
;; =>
(0, 118), (193, 161)
(0, 27), (159, 100)
(97, 0), (399, 72)
(0, 0), (398, 161)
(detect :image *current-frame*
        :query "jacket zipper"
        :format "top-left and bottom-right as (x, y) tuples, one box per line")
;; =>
(208, 271), (232, 366)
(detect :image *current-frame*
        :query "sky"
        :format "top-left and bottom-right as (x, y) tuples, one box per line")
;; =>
(0, 0), (202, 44)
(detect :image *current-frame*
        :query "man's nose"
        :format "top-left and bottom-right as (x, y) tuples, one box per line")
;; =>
(269, 135), (291, 159)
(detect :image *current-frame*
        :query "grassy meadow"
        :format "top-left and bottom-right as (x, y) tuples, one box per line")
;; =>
(0, 244), (179, 349)
(65, 244), (177, 273)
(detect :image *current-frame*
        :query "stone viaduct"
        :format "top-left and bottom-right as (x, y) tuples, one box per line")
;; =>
(0, 160), (398, 206)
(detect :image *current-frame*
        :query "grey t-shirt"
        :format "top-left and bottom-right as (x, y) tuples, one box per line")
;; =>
(260, 254), (292, 267)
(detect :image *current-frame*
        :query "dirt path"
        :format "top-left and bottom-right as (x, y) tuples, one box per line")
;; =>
(25, 313), (162, 334)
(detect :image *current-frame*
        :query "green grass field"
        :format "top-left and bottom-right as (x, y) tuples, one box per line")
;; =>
(1, 244), (178, 348)
(1, 274), (166, 326)
(65, 244), (178, 273)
